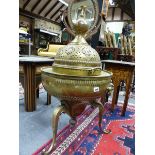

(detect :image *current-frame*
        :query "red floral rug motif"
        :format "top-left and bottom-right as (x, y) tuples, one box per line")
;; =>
(32, 103), (135, 155)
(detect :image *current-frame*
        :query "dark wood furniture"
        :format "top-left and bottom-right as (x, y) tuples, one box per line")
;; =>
(117, 54), (135, 62)
(117, 54), (135, 92)
(102, 60), (135, 116)
(19, 56), (54, 112)
(96, 47), (121, 60)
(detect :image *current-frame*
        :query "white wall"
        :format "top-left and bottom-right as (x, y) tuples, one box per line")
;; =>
(106, 22), (124, 33)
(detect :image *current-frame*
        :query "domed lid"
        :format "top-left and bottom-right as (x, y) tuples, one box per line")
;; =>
(54, 36), (101, 68)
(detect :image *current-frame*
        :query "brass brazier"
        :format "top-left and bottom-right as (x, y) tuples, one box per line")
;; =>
(41, 0), (112, 154)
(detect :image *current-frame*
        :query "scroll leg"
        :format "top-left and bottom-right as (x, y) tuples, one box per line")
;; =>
(121, 80), (131, 116)
(115, 85), (120, 105)
(43, 106), (68, 155)
(94, 100), (111, 134)
(111, 80), (120, 112)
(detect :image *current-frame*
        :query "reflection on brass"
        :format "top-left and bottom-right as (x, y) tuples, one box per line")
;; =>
(41, 0), (112, 154)
(63, 0), (101, 39)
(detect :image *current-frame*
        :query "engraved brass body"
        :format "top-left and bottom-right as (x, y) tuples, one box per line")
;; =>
(41, 0), (112, 154)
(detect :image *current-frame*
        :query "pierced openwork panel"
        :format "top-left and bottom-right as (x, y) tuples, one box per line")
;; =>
(54, 44), (101, 67)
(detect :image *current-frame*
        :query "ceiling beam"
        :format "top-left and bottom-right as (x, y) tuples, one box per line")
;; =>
(118, 4), (134, 19)
(112, 7), (115, 20)
(55, 13), (62, 21)
(50, 4), (64, 19)
(55, 7), (67, 22)
(113, 0), (134, 19)
(121, 9), (124, 20)
(44, 1), (59, 17)
(23, 0), (31, 10)
(38, 0), (51, 15)
(19, 8), (60, 26)
(31, 0), (42, 12)
(115, 0), (130, 5)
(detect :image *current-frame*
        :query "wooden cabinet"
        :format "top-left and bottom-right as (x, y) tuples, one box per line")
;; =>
(34, 29), (60, 50)
(96, 47), (121, 60)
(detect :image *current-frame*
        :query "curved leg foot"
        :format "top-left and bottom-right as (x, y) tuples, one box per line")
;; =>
(93, 100), (111, 134)
(42, 105), (68, 155)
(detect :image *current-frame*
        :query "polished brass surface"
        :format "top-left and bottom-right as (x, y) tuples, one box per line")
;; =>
(91, 99), (111, 134)
(41, 1), (112, 154)
(42, 68), (111, 101)
(67, 0), (99, 38)
(42, 105), (69, 155)
(63, 0), (101, 39)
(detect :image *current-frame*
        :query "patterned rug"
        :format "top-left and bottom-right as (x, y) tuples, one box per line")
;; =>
(32, 103), (135, 155)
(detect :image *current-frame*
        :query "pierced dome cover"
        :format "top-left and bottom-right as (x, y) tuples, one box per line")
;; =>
(54, 42), (101, 67)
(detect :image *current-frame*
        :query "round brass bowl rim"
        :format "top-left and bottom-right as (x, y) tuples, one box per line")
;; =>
(41, 67), (113, 79)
